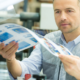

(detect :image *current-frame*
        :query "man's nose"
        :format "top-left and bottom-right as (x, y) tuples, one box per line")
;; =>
(60, 12), (67, 21)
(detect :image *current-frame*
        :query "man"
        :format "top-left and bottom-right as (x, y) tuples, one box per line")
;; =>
(0, 0), (80, 80)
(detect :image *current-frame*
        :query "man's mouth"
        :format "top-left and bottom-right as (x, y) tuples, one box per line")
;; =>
(61, 24), (69, 26)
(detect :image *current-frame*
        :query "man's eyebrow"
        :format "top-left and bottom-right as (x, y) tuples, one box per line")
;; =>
(66, 8), (74, 10)
(54, 8), (74, 11)
(54, 9), (60, 12)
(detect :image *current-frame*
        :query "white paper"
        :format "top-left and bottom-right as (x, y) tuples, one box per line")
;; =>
(0, 23), (38, 52)
(27, 28), (72, 57)
(0, 23), (72, 56)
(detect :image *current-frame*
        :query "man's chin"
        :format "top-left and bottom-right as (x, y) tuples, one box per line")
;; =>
(62, 30), (72, 34)
(60, 30), (70, 33)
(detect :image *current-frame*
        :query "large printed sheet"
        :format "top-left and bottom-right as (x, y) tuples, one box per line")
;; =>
(0, 23), (72, 56)
(0, 23), (38, 52)
(27, 28), (72, 57)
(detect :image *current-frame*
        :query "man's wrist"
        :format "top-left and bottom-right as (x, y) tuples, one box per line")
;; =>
(6, 58), (16, 63)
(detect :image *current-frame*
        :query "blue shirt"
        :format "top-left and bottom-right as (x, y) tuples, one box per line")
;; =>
(9, 33), (80, 80)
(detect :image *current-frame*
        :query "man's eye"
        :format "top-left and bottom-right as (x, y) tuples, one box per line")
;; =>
(68, 10), (72, 12)
(56, 11), (60, 13)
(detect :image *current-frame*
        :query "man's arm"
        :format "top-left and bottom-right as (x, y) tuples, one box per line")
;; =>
(0, 41), (22, 79)
(59, 54), (80, 80)
(7, 59), (22, 79)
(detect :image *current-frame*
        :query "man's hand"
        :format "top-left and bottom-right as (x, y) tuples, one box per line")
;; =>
(0, 41), (22, 78)
(59, 54), (80, 80)
(0, 41), (18, 61)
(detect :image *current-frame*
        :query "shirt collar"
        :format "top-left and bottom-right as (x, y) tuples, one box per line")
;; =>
(61, 33), (80, 45)
(61, 34), (67, 45)
(74, 35), (80, 45)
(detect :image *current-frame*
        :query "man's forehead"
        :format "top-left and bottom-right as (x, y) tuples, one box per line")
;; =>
(53, 0), (78, 2)
(53, 0), (78, 5)
(53, 0), (78, 9)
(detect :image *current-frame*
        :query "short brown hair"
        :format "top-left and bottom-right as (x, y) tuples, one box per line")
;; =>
(53, 0), (80, 2)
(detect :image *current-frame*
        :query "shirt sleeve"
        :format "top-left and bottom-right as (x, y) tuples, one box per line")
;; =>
(9, 43), (42, 80)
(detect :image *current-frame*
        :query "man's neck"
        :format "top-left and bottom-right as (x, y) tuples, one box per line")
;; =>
(63, 28), (80, 43)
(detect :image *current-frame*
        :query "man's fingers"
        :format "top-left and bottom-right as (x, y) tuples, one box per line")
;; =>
(1, 42), (18, 60)
(0, 42), (5, 50)
(60, 58), (75, 71)
(7, 46), (18, 60)
(63, 63), (70, 72)
(0, 42), (5, 55)
(6, 43), (18, 55)
(3, 41), (16, 52)
(71, 55), (80, 59)
(60, 58), (71, 66)
(59, 54), (76, 64)
(63, 62), (75, 74)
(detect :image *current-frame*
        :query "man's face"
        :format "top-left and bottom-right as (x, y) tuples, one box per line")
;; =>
(53, 0), (80, 33)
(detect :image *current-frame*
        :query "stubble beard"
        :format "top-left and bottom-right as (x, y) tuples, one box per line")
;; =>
(58, 25), (80, 34)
